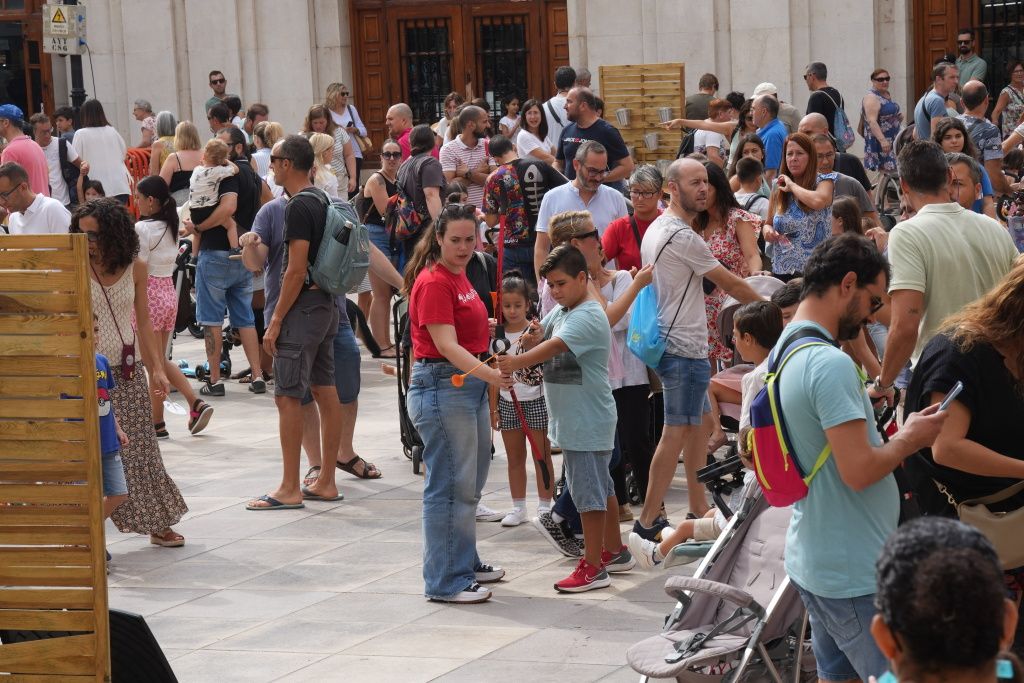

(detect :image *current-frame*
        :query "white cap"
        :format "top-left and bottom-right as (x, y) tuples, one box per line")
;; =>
(752, 82), (778, 97)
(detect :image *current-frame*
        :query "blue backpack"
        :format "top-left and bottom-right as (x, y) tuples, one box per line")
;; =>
(627, 227), (693, 368)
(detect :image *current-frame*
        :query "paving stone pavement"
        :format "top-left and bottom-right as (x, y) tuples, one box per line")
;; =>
(106, 333), (700, 682)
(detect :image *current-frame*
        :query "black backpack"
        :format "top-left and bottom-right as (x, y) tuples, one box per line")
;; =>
(58, 138), (80, 204)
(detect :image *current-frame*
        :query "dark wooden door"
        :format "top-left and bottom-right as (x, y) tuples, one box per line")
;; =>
(912, 0), (973, 95)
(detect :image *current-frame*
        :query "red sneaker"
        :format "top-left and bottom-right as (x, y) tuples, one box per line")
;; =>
(554, 558), (611, 593)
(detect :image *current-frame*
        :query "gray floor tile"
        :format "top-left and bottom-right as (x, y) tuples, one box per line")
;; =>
(286, 592), (444, 623)
(275, 654), (468, 683)
(437, 660), (621, 683)
(159, 588), (336, 620)
(215, 618), (398, 653)
(107, 587), (214, 618)
(483, 628), (644, 666)
(347, 623), (534, 659)
(144, 615), (257, 650)
(169, 649), (327, 683)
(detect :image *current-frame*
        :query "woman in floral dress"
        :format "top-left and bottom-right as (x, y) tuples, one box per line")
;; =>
(861, 68), (902, 173)
(693, 162), (765, 369)
(762, 133), (837, 280)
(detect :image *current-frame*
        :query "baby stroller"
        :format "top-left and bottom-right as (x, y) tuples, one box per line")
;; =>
(626, 490), (813, 681)
(392, 296), (424, 474)
(172, 239), (202, 342)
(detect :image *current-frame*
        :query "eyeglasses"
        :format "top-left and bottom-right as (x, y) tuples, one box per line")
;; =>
(574, 230), (600, 241)
(872, 76), (891, 82)
(0, 183), (23, 201)
(269, 155), (292, 164)
(380, 151), (401, 159)
(210, 78), (226, 85)
(70, 226), (100, 242)
(581, 165), (609, 177)
(802, 74), (811, 80)
(818, 151), (836, 160)
(629, 189), (659, 199)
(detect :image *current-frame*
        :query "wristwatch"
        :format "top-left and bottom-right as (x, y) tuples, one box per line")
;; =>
(872, 375), (894, 392)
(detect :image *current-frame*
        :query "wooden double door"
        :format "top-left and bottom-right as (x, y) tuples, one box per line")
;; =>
(351, 0), (568, 151)
(0, 0), (54, 117)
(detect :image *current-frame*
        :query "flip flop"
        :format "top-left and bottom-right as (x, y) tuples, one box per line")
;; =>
(246, 494), (305, 511)
(300, 486), (344, 502)
(336, 455), (382, 480)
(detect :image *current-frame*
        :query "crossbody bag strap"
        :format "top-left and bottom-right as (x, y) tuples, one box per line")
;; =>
(546, 100), (563, 126)
(628, 216), (642, 250)
(90, 263), (130, 349)
(650, 226), (690, 340)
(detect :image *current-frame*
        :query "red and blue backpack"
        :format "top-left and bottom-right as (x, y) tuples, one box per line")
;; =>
(750, 329), (838, 507)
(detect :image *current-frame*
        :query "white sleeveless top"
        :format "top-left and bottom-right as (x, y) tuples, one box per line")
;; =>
(134, 219), (178, 278)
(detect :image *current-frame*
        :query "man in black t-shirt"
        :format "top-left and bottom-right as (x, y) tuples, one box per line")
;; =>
(247, 135), (345, 510)
(555, 87), (633, 193)
(804, 62), (845, 139)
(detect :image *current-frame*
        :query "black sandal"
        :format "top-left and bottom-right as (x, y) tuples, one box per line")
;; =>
(337, 456), (382, 479)
(154, 421), (169, 439)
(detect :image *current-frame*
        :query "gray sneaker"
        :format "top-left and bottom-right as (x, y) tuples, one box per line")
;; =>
(200, 381), (225, 397)
(249, 378), (267, 394)
(601, 545), (636, 573)
(533, 512), (583, 558)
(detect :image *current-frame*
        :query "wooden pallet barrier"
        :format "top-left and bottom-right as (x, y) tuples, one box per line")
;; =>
(0, 234), (111, 681)
(600, 62), (685, 165)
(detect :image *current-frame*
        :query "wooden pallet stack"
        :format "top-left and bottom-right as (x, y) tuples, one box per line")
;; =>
(0, 234), (111, 681)
(600, 62), (685, 167)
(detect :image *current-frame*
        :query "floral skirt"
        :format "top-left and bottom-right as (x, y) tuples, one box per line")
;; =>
(109, 364), (188, 534)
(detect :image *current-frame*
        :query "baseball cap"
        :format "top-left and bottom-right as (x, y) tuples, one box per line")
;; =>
(0, 103), (24, 123)
(752, 83), (778, 98)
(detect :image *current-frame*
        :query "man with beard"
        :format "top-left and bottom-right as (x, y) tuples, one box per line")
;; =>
(631, 158), (761, 531)
(769, 231), (948, 681)
(872, 140), (1017, 401)
(955, 28), (987, 84)
(555, 87), (633, 192)
(440, 104), (495, 208)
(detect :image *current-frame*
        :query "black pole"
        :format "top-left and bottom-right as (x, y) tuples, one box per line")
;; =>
(63, 0), (87, 110)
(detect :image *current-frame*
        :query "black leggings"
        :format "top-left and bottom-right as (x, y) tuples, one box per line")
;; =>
(610, 384), (654, 504)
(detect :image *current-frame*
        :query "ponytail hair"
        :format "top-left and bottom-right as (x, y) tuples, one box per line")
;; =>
(135, 175), (179, 238)
(402, 202), (478, 295)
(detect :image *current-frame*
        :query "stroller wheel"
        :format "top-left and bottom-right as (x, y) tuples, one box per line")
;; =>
(194, 364), (208, 382)
(626, 471), (642, 506)
(188, 322), (204, 339)
(412, 446), (423, 475)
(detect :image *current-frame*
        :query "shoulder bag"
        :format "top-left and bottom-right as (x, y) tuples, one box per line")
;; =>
(626, 227), (694, 369)
(935, 478), (1024, 570)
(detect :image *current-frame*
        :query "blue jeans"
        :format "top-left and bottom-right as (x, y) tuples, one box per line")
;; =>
(366, 223), (405, 272)
(792, 581), (888, 681)
(195, 250), (255, 327)
(502, 244), (536, 288)
(407, 361), (491, 599)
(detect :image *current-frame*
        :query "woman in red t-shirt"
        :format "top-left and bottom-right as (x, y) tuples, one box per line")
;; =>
(601, 165), (664, 272)
(404, 202), (512, 604)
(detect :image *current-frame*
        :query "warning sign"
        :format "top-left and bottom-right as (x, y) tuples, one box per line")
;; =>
(47, 5), (68, 35)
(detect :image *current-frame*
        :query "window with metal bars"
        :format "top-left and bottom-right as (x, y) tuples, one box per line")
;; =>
(475, 16), (529, 125)
(978, 1), (1024, 104)
(398, 18), (453, 126)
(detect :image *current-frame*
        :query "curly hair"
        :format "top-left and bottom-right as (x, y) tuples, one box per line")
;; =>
(71, 198), (139, 274)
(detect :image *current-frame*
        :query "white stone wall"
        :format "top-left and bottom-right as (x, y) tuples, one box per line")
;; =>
(53, 0), (353, 144)
(569, 0), (914, 146)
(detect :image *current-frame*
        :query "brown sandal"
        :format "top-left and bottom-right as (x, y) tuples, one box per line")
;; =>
(150, 528), (185, 547)
(336, 456), (382, 479)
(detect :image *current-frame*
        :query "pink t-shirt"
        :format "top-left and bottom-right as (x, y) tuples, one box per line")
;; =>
(1, 136), (50, 197)
(396, 128), (439, 161)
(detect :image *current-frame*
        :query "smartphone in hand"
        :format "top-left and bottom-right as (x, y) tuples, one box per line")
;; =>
(939, 381), (964, 411)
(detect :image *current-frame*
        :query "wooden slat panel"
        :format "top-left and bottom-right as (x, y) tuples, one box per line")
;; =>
(0, 609), (95, 631)
(0, 526), (93, 545)
(0, 547), (91, 567)
(2, 675), (98, 682)
(0, 438), (88, 456)
(0, 293), (79, 314)
(0, 249), (77, 270)
(0, 399), (86, 419)
(0, 356), (81, 376)
(0, 484), (91, 504)
(0, 314), (82, 335)
(0, 335), (82, 357)
(0, 504), (90, 524)
(0, 589), (94, 610)
(0, 377), (83, 398)
(0, 461), (89, 479)
(0, 235), (75, 249)
(0, 565), (94, 587)
(0, 270), (78, 291)
(0, 633), (96, 675)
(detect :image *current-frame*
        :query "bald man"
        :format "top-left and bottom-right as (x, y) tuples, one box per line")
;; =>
(798, 113), (870, 191)
(387, 103), (438, 160)
(959, 79), (1010, 196)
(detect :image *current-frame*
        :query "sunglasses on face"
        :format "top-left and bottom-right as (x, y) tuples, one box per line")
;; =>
(210, 78), (226, 85)
(338, 91), (350, 96)
(270, 155), (292, 164)
(574, 230), (600, 241)
(873, 76), (891, 82)
(957, 40), (972, 45)
(380, 151), (401, 159)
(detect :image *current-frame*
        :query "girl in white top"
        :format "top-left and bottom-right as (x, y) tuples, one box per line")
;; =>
(133, 176), (214, 440)
(72, 99), (131, 199)
(516, 98), (556, 164)
(491, 271), (554, 527)
(308, 132), (340, 199)
(499, 96), (521, 146)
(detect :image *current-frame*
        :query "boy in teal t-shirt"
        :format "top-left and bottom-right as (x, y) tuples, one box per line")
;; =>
(498, 245), (628, 593)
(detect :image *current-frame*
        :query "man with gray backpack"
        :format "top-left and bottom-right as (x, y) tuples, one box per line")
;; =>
(804, 61), (855, 151)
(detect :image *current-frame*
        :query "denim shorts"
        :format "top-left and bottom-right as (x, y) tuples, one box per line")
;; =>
(367, 223), (405, 272)
(301, 315), (361, 406)
(563, 449), (614, 513)
(102, 450), (128, 497)
(792, 582), (888, 681)
(195, 250), (255, 328)
(656, 353), (711, 426)
(273, 289), (339, 398)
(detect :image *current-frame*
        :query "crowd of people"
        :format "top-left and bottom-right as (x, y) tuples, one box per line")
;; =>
(2, 45), (1024, 679)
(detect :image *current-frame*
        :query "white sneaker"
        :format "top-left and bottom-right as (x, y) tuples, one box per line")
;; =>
(430, 583), (492, 604)
(475, 562), (505, 583)
(476, 503), (504, 522)
(628, 531), (663, 570)
(501, 507), (527, 527)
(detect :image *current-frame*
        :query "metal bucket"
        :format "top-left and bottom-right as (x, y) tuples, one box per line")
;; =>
(626, 145), (636, 159)
(656, 159), (672, 176)
(615, 108), (631, 126)
(644, 132), (659, 151)
(657, 106), (673, 123)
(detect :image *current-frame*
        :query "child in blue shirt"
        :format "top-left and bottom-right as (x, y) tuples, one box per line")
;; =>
(96, 353), (129, 519)
(498, 245), (629, 593)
